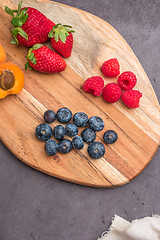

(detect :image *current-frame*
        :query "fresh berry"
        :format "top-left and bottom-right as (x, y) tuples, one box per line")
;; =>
(65, 123), (78, 137)
(88, 116), (104, 132)
(44, 110), (56, 123)
(73, 112), (88, 127)
(48, 24), (74, 58)
(121, 90), (142, 108)
(101, 58), (120, 77)
(45, 139), (58, 156)
(56, 107), (72, 123)
(102, 83), (122, 103)
(72, 136), (84, 150)
(88, 141), (105, 159)
(103, 130), (118, 144)
(118, 71), (137, 90)
(58, 139), (72, 153)
(5, 2), (55, 46)
(83, 76), (104, 96)
(35, 123), (52, 141)
(53, 125), (65, 140)
(81, 128), (96, 143)
(25, 44), (67, 73)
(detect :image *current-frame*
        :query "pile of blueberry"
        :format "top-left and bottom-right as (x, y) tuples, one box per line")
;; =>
(35, 107), (118, 159)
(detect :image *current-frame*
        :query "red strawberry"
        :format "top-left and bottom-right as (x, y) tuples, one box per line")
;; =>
(101, 58), (120, 78)
(48, 24), (74, 58)
(25, 44), (67, 73)
(5, 1), (55, 47)
(121, 90), (142, 108)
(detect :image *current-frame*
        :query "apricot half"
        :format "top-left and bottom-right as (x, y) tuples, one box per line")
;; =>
(0, 62), (25, 99)
(0, 43), (6, 63)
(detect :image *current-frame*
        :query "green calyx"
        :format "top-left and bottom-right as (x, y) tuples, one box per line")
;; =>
(48, 23), (75, 43)
(5, 1), (28, 44)
(25, 44), (43, 70)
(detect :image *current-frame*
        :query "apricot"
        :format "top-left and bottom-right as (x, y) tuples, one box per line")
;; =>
(0, 43), (6, 63)
(0, 62), (24, 99)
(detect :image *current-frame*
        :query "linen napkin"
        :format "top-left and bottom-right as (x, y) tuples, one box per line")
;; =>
(98, 214), (160, 240)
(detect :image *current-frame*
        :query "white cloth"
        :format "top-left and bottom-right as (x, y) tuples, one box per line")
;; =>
(98, 215), (160, 240)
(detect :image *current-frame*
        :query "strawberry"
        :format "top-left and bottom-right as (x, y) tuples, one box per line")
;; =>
(25, 44), (67, 73)
(5, 1), (55, 47)
(48, 24), (74, 58)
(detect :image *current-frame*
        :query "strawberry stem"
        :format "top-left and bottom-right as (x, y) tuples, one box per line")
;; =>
(48, 23), (75, 43)
(26, 44), (43, 68)
(5, 1), (28, 45)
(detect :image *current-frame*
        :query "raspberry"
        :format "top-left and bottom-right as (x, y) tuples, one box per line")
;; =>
(121, 90), (142, 108)
(102, 83), (122, 103)
(83, 76), (104, 96)
(101, 58), (120, 77)
(118, 71), (137, 90)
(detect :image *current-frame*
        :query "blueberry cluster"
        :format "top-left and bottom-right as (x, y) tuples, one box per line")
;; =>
(35, 108), (118, 159)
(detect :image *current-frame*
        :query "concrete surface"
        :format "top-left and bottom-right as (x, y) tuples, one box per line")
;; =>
(0, 0), (160, 239)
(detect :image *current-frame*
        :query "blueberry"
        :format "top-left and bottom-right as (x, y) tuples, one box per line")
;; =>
(72, 136), (84, 150)
(65, 123), (78, 137)
(81, 128), (96, 143)
(88, 116), (104, 131)
(44, 110), (56, 123)
(73, 112), (88, 127)
(53, 125), (65, 140)
(88, 141), (105, 159)
(45, 139), (58, 156)
(103, 130), (118, 144)
(58, 139), (72, 153)
(56, 107), (72, 123)
(35, 123), (52, 141)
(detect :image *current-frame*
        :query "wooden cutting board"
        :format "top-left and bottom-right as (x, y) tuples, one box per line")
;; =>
(0, 0), (160, 188)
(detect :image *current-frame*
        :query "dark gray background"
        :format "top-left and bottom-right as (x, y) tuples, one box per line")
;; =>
(0, 1), (160, 239)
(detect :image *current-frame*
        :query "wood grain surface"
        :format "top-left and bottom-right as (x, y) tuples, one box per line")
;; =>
(0, 0), (160, 187)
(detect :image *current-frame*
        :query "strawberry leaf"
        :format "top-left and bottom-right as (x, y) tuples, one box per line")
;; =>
(32, 44), (43, 50)
(59, 31), (67, 43)
(5, 6), (14, 17)
(17, 27), (28, 40)
(68, 30), (75, 33)
(11, 17), (23, 27)
(54, 30), (60, 42)
(17, 0), (23, 15)
(12, 28), (19, 36)
(31, 57), (37, 64)
(13, 9), (18, 13)
(52, 23), (62, 30)
(11, 36), (18, 45)
(28, 53), (37, 64)
(21, 8), (28, 15)
(48, 30), (54, 38)
(29, 53), (34, 60)
(22, 12), (28, 24)
(25, 61), (29, 70)
(63, 25), (72, 28)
